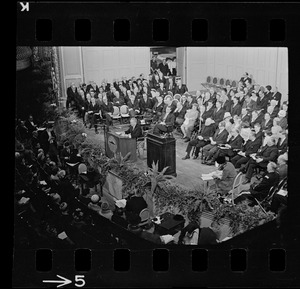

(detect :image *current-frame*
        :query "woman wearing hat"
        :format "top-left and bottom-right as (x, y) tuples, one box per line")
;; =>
(181, 103), (199, 142)
(277, 110), (288, 130)
(99, 201), (113, 220)
(88, 194), (102, 212)
(211, 155), (237, 196)
(267, 100), (279, 119)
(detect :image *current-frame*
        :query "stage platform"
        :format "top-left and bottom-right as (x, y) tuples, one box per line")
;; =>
(85, 123), (216, 190)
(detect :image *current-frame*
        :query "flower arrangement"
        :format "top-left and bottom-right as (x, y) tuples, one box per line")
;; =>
(212, 201), (276, 236)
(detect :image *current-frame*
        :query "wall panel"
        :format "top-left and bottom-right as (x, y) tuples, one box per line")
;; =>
(186, 47), (288, 101)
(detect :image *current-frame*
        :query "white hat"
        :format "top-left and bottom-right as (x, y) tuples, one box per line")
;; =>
(270, 99), (278, 106)
(224, 112), (232, 119)
(278, 110), (286, 118)
(91, 194), (100, 204)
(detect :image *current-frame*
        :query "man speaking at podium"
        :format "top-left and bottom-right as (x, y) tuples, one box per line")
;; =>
(122, 117), (143, 139)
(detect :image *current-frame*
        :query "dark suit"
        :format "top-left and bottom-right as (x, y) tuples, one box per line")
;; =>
(66, 87), (79, 109)
(256, 95), (269, 112)
(139, 97), (153, 114)
(201, 106), (215, 123)
(127, 99), (140, 117)
(251, 172), (280, 201)
(113, 96), (125, 107)
(250, 113), (264, 128)
(261, 119), (273, 132)
(231, 138), (261, 168)
(87, 103), (100, 127)
(40, 130), (58, 162)
(217, 134), (244, 159)
(174, 107), (187, 124)
(222, 100), (232, 112)
(185, 124), (216, 157)
(269, 106), (279, 119)
(202, 129), (229, 159)
(212, 108), (225, 126)
(174, 84), (188, 95)
(270, 91), (282, 108)
(125, 196), (148, 220)
(153, 112), (175, 135)
(277, 137), (288, 155)
(25, 120), (37, 136)
(158, 63), (169, 76)
(244, 145), (278, 180)
(152, 102), (165, 121)
(241, 113), (251, 127)
(230, 103), (242, 117)
(125, 124), (143, 139)
(99, 101), (113, 125)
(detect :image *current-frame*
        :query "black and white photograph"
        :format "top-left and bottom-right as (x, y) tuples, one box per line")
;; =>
(15, 2), (299, 287)
(15, 46), (288, 248)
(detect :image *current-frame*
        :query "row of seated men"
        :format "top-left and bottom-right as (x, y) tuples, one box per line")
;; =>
(65, 72), (287, 137)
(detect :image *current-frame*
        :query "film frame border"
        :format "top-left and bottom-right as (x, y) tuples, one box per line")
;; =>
(15, 2), (300, 288)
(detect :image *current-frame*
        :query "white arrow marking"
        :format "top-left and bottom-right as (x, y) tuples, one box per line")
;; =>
(43, 275), (72, 288)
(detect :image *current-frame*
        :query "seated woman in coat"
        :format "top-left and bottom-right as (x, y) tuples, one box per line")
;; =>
(180, 103), (199, 142)
(211, 155), (237, 196)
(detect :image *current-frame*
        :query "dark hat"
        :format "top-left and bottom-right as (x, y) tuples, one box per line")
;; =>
(215, 155), (226, 165)
(100, 201), (111, 214)
(266, 85), (272, 91)
(15, 142), (25, 152)
(173, 214), (184, 221)
(59, 202), (68, 211)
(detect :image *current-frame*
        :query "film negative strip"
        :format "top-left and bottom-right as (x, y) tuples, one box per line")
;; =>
(15, 2), (300, 288)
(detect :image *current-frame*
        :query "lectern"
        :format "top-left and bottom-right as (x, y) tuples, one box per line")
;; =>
(146, 133), (176, 176)
(105, 130), (137, 162)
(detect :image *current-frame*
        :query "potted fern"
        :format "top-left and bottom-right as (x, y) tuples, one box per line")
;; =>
(145, 161), (175, 218)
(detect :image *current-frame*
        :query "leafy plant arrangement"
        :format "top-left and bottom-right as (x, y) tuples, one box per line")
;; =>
(144, 161), (175, 217)
(53, 113), (86, 146)
(154, 181), (221, 224)
(212, 201), (276, 236)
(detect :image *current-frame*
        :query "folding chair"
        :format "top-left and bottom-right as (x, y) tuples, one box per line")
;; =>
(219, 78), (226, 88)
(138, 208), (151, 227)
(212, 77), (219, 87)
(120, 105), (130, 124)
(136, 130), (147, 158)
(231, 80), (237, 88)
(230, 172), (244, 204)
(110, 106), (121, 125)
(225, 79), (232, 87)
(261, 177), (287, 210)
(174, 94), (181, 102)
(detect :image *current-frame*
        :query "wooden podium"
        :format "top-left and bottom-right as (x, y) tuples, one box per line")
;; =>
(146, 133), (176, 176)
(105, 130), (137, 162)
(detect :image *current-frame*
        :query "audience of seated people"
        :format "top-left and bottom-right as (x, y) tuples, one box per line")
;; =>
(15, 71), (288, 246)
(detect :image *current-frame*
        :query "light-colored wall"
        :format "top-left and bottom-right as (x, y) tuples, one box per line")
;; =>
(59, 47), (150, 102)
(82, 47), (150, 86)
(186, 47), (288, 101)
(59, 47), (84, 98)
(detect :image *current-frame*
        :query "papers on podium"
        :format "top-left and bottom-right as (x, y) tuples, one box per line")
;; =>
(57, 231), (68, 240)
(115, 199), (127, 208)
(276, 189), (288, 197)
(201, 173), (214, 181)
(160, 234), (174, 244)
